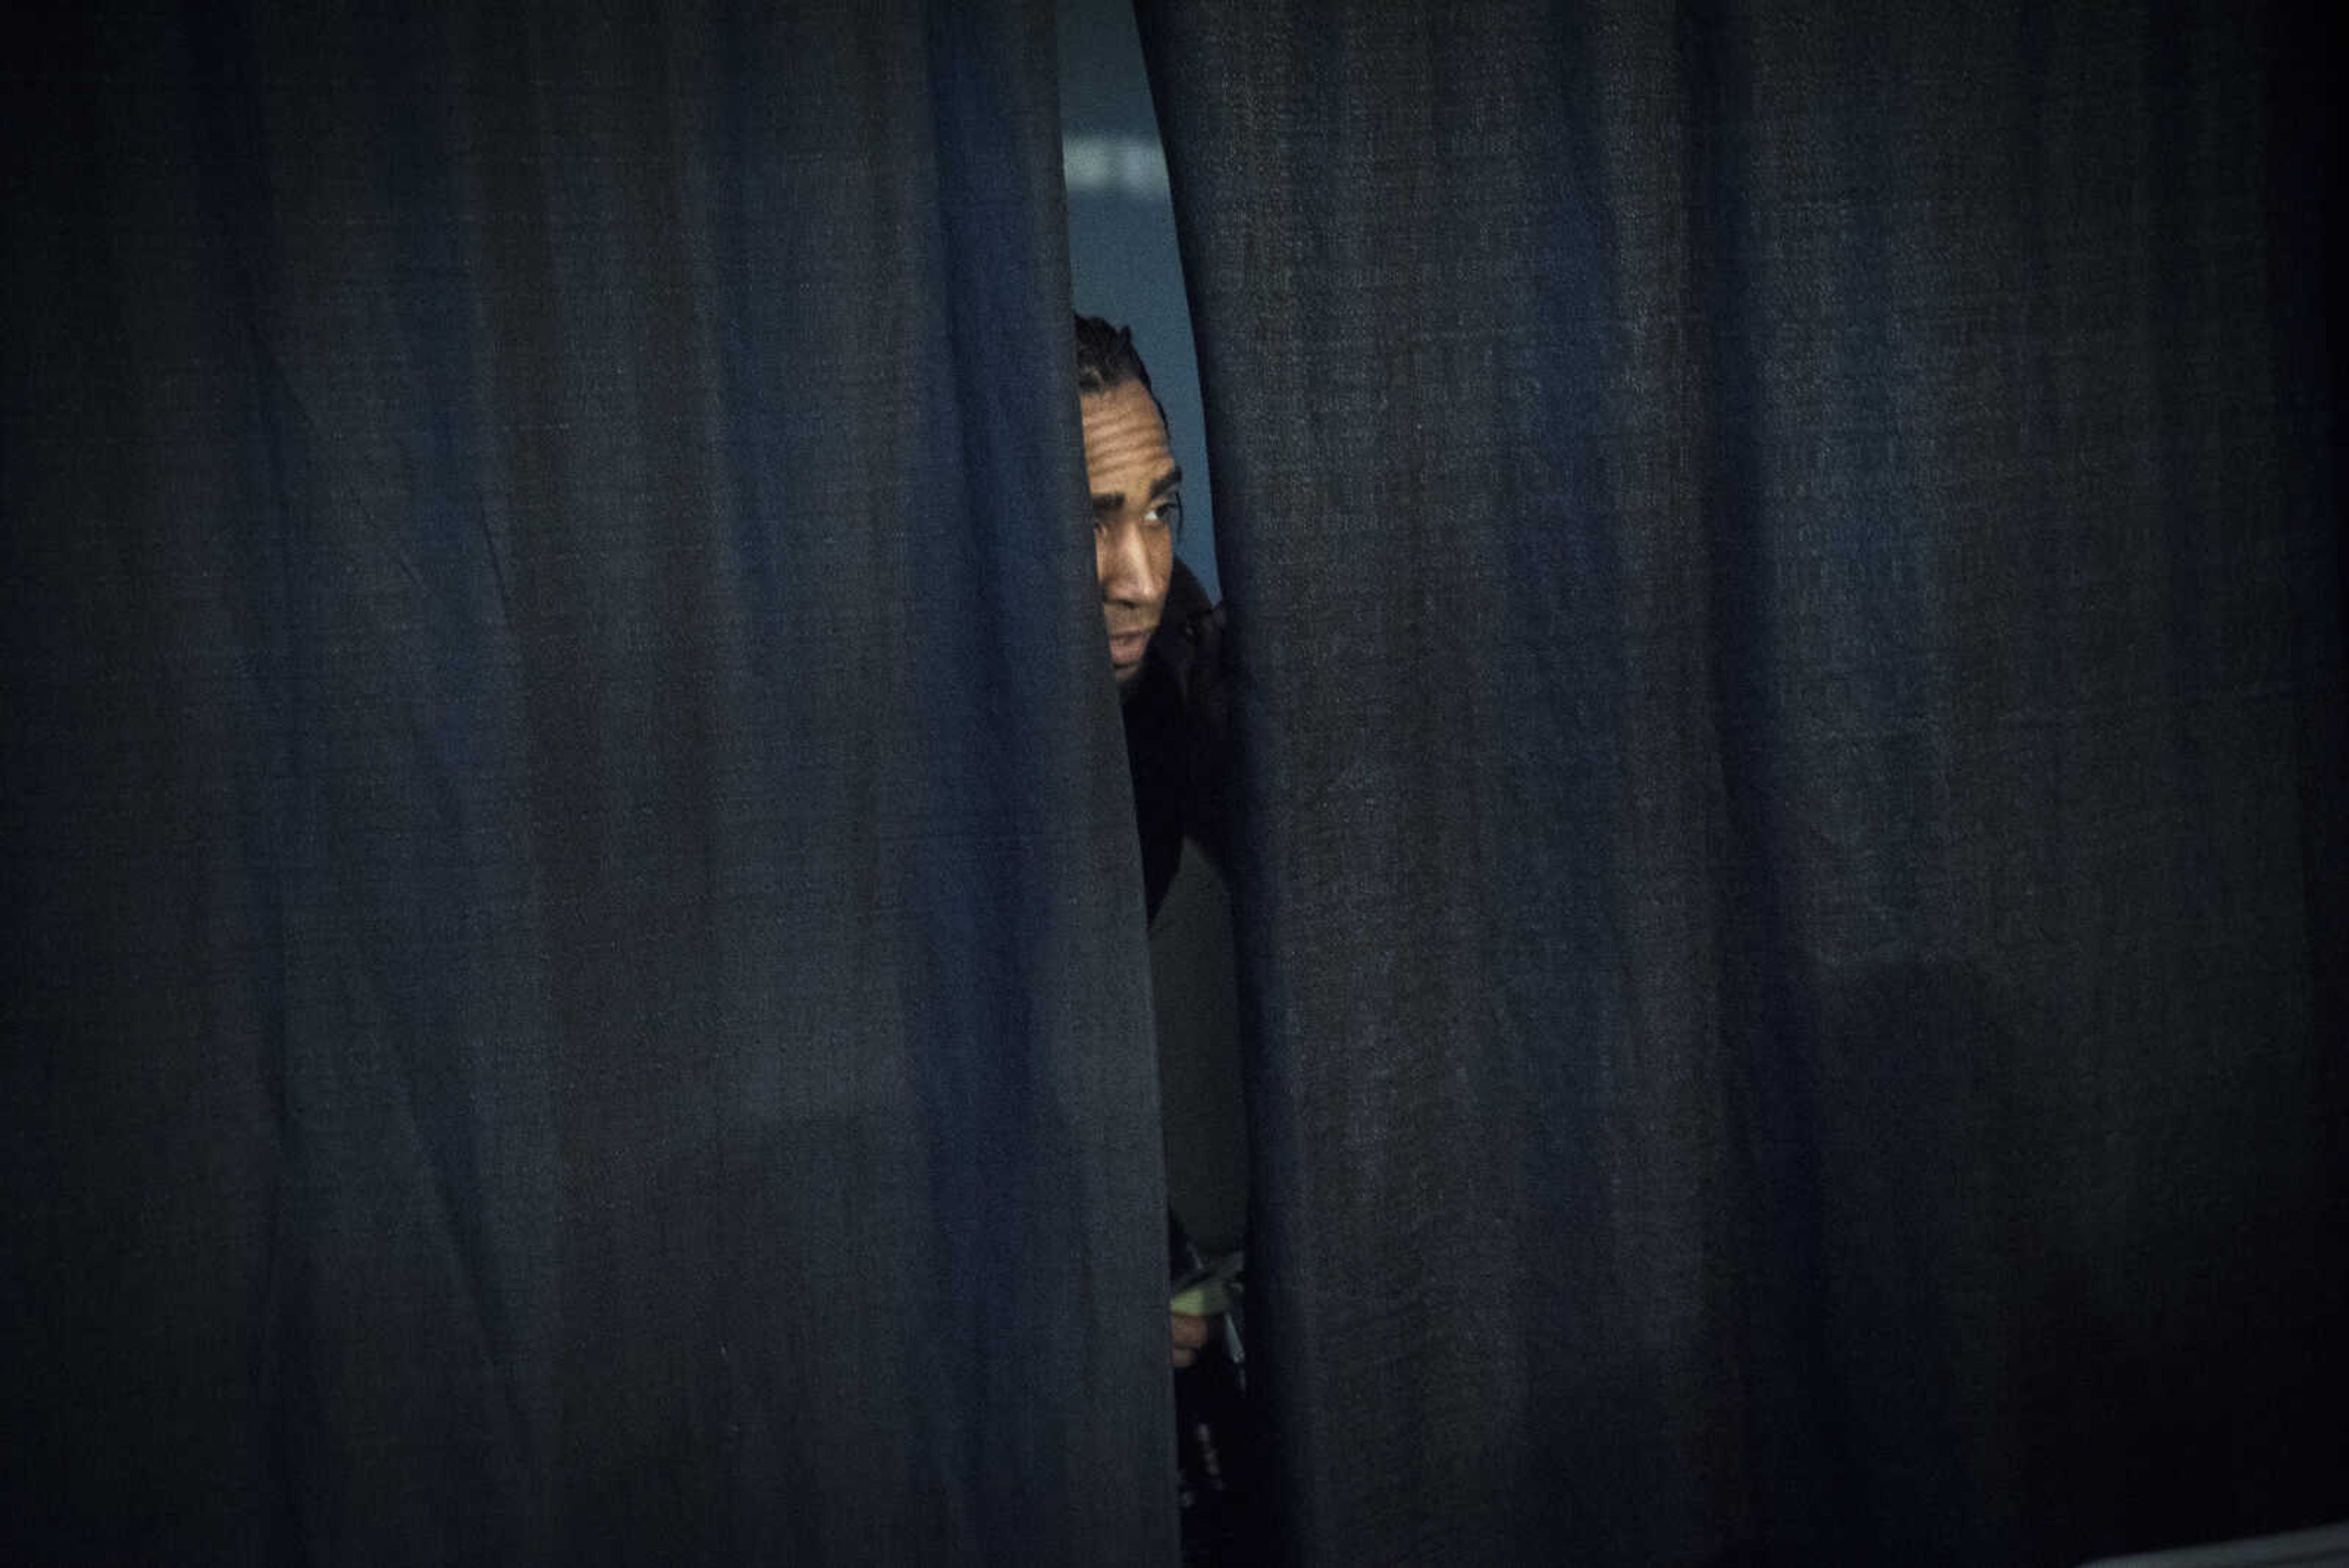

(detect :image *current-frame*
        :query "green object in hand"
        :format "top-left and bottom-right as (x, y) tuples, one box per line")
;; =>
(1168, 1252), (1242, 1317)
(1168, 1279), (1228, 1317)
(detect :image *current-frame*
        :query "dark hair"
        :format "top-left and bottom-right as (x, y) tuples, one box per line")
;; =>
(1074, 313), (1156, 398)
(1073, 315), (1181, 535)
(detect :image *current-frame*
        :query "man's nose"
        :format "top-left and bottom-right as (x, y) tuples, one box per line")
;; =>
(1097, 520), (1161, 602)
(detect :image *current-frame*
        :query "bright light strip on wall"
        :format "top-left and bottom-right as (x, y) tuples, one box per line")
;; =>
(1061, 134), (1170, 199)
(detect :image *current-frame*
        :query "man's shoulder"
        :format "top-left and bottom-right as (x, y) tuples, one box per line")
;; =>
(1129, 558), (1235, 911)
(1163, 557), (1216, 632)
(1155, 559), (1224, 683)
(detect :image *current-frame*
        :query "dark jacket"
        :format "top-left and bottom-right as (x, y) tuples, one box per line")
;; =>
(1122, 558), (1232, 924)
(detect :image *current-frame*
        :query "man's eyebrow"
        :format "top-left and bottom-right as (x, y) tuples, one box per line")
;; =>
(1090, 467), (1184, 517)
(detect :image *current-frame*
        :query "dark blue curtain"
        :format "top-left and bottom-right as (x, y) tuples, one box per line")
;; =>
(1138, 1), (2345, 1564)
(10, 0), (2345, 1563)
(4, 1), (1176, 1561)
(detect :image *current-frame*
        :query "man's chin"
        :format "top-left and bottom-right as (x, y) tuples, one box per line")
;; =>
(1108, 626), (1154, 694)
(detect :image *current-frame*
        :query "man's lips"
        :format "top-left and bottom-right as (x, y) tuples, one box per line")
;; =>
(1108, 628), (1151, 665)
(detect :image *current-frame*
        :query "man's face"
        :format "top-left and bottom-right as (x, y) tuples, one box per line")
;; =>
(1082, 380), (1180, 696)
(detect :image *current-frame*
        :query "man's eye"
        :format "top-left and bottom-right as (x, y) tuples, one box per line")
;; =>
(1146, 499), (1182, 532)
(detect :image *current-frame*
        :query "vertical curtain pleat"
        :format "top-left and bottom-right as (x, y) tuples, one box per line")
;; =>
(2, 2), (1176, 1561)
(1138, 1), (2345, 1562)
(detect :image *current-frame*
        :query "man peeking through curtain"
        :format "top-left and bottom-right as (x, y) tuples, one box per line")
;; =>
(1079, 315), (1231, 927)
(1075, 316), (1260, 1560)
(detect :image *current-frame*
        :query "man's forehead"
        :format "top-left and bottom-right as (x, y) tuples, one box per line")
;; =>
(1080, 381), (1173, 481)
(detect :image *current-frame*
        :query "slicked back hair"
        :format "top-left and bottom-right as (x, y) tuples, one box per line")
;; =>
(1074, 315), (1164, 430)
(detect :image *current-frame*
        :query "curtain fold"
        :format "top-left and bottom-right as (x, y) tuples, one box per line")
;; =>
(1137, 1), (2345, 1562)
(4, 2), (1177, 1561)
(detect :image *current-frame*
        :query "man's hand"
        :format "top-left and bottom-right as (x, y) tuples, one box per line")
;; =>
(1170, 1312), (1211, 1369)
